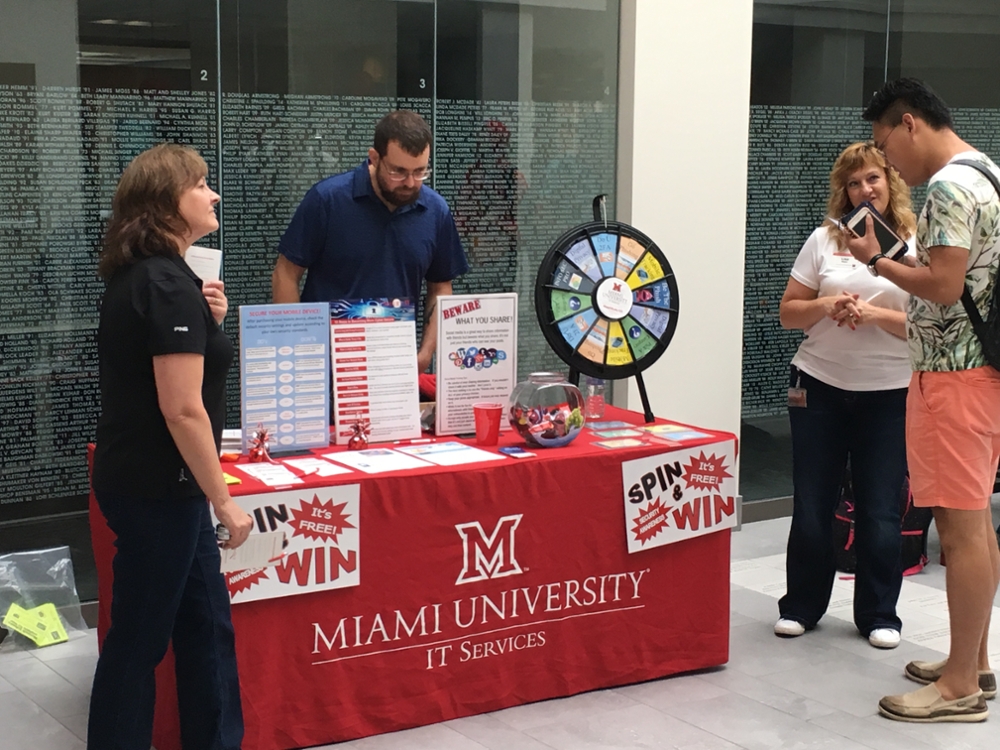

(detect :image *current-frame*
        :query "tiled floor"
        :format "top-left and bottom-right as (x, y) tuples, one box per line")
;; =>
(3, 515), (1000, 750)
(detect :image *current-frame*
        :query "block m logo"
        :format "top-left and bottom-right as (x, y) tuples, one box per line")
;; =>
(455, 514), (523, 585)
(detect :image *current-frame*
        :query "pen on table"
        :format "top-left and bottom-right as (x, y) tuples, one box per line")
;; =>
(393, 438), (433, 445)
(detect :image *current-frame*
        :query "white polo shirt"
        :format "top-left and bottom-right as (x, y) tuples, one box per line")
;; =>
(789, 225), (912, 391)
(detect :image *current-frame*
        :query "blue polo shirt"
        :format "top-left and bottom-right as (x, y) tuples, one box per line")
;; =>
(277, 162), (468, 305)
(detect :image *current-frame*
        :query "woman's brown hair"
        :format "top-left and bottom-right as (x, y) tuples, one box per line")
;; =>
(98, 143), (208, 279)
(824, 141), (916, 249)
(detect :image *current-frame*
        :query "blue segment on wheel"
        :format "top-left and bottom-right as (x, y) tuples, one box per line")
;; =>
(557, 308), (598, 349)
(632, 280), (672, 310)
(565, 239), (603, 282)
(631, 306), (670, 338)
(591, 233), (619, 277)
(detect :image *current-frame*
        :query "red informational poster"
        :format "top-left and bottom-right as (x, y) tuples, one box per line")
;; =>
(330, 299), (421, 445)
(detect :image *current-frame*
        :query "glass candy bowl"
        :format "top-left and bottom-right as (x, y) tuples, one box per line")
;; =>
(508, 372), (586, 448)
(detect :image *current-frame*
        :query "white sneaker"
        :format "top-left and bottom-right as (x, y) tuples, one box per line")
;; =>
(869, 628), (901, 649)
(774, 618), (806, 637)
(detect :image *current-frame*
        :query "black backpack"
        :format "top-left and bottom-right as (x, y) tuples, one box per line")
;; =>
(953, 159), (1000, 370)
(832, 465), (932, 576)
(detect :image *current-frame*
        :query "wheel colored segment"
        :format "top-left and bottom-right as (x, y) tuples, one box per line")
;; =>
(550, 290), (593, 321)
(565, 239), (602, 281)
(626, 251), (665, 289)
(591, 232), (619, 277)
(606, 321), (635, 366)
(577, 317), (609, 364)
(552, 260), (596, 294)
(632, 279), (672, 310)
(557, 308), (598, 349)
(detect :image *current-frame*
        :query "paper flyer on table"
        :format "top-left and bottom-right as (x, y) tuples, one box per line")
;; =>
(595, 438), (647, 450)
(324, 448), (432, 474)
(330, 299), (421, 445)
(233, 462), (304, 486)
(585, 421), (632, 430)
(434, 293), (518, 436)
(282, 457), (354, 477)
(593, 429), (644, 438)
(239, 303), (331, 453)
(643, 425), (713, 442)
(396, 441), (507, 466)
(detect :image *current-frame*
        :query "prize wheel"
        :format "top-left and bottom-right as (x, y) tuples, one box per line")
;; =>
(535, 220), (679, 380)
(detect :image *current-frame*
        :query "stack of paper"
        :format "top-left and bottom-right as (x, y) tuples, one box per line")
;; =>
(221, 429), (243, 454)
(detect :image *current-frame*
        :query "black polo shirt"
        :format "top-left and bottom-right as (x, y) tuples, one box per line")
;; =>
(93, 253), (233, 499)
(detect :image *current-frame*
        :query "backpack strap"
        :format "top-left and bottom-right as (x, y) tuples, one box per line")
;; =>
(951, 159), (1000, 342)
(953, 158), (1000, 196)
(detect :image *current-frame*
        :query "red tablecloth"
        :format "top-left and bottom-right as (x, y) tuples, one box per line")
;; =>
(89, 407), (735, 750)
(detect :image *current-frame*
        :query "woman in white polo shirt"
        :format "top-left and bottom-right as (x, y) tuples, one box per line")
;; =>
(775, 141), (916, 649)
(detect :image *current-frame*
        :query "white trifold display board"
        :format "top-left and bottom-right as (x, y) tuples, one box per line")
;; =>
(434, 293), (518, 436)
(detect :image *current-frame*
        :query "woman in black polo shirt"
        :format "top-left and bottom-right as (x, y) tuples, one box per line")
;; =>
(89, 144), (252, 750)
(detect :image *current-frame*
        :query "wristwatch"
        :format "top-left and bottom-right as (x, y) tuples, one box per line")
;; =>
(867, 253), (887, 277)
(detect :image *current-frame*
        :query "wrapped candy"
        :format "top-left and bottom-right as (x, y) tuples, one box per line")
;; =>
(348, 414), (371, 451)
(248, 423), (272, 462)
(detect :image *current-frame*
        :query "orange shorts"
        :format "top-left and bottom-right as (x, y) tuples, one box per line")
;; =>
(907, 366), (1000, 510)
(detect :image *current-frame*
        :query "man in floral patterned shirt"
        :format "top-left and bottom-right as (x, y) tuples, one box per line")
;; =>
(847, 78), (1000, 723)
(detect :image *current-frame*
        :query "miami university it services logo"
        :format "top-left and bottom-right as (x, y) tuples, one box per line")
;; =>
(455, 514), (523, 585)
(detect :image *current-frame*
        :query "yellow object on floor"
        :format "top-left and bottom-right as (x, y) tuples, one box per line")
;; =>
(1, 602), (69, 647)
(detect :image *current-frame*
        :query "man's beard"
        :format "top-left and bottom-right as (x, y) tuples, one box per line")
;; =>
(377, 168), (421, 207)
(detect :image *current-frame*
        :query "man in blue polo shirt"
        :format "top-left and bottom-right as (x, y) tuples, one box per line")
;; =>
(272, 110), (468, 372)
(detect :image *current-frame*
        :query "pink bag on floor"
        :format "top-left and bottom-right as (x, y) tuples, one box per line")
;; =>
(832, 469), (931, 576)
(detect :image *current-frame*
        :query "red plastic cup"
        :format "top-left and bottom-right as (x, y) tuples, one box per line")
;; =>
(473, 402), (504, 446)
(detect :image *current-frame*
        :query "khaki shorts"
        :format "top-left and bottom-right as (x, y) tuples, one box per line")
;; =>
(907, 366), (1000, 510)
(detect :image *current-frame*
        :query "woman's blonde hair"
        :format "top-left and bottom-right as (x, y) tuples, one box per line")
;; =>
(824, 141), (915, 248)
(99, 143), (208, 279)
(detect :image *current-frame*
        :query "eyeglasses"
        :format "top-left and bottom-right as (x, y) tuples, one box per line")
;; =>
(381, 163), (432, 183)
(874, 125), (899, 156)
